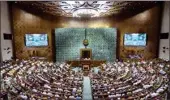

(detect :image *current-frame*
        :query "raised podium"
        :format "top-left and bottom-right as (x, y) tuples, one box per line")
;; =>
(66, 48), (106, 71)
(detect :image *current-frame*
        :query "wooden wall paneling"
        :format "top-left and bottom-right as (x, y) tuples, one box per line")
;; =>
(11, 4), (162, 61)
(12, 5), (53, 61)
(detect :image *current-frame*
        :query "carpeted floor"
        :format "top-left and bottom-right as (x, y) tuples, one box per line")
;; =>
(72, 67), (99, 100)
(72, 66), (100, 73)
(83, 76), (93, 100)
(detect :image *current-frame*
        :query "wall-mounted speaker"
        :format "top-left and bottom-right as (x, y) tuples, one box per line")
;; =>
(3, 33), (12, 40)
(160, 33), (169, 39)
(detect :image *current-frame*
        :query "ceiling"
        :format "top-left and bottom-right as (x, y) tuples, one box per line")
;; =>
(12, 1), (161, 18)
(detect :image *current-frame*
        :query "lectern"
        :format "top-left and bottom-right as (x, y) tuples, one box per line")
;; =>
(80, 48), (92, 70)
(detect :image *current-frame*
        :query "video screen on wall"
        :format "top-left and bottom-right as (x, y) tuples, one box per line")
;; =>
(124, 33), (147, 46)
(25, 34), (48, 47)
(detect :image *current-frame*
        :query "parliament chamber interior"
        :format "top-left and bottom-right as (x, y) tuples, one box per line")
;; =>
(1, 1), (170, 100)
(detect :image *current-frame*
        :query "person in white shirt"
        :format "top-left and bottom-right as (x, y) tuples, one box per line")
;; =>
(32, 88), (37, 93)
(42, 91), (47, 95)
(19, 93), (28, 100)
(72, 87), (77, 94)
(44, 84), (51, 89)
(69, 95), (75, 99)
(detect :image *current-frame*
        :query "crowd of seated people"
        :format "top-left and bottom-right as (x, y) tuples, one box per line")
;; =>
(90, 59), (170, 100)
(1, 58), (169, 100)
(1, 59), (83, 100)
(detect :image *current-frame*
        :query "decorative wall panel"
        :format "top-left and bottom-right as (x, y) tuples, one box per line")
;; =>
(55, 28), (117, 62)
(55, 28), (85, 62)
(87, 28), (117, 61)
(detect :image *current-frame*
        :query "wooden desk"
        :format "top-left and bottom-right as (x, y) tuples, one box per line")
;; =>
(80, 60), (92, 66)
(66, 60), (106, 67)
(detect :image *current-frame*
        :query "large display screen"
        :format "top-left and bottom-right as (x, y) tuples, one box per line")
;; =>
(124, 33), (147, 46)
(25, 34), (48, 47)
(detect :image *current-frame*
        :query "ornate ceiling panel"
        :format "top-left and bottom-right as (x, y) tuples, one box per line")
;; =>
(13, 1), (161, 18)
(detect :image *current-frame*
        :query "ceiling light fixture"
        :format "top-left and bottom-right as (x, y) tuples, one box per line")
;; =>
(59, 1), (114, 17)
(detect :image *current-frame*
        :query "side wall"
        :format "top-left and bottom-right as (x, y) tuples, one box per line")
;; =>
(159, 1), (170, 60)
(1, 1), (13, 61)
(0, 1), (1, 62)
(11, 4), (162, 61)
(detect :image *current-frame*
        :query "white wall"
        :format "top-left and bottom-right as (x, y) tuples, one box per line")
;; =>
(0, 1), (13, 61)
(159, 1), (170, 60)
(0, 2), (1, 62)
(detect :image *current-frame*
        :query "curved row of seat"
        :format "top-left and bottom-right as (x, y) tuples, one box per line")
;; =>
(1, 59), (169, 100)
(1, 59), (83, 100)
(90, 60), (170, 100)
